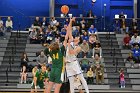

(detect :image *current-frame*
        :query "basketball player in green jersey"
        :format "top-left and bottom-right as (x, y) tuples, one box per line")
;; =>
(45, 42), (65, 93)
(31, 64), (48, 93)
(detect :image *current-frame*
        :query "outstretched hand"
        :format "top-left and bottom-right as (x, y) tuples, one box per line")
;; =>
(70, 17), (76, 22)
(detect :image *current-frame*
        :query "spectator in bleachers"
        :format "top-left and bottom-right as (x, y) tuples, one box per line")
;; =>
(37, 50), (48, 68)
(130, 33), (140, 46)
(29, 28), (38, 44)
(41, 17), (47, 27)
(120, 18), (129, 34)
(80, 24), (87, 35)
(52, 26), (59, 38)
(20, 66), (27, 84)
(0, 17), (3, 25)
(32, 66), (38, 78)
(93, 43), (102, 58)
(31, 66), (39, 86)
(54, 31), (60, 39)
(44, 28), (53, 44)
(80, 18), (86, 26)
(50, 17), (58, 27)
(64, 18), (69, 26)
(131, 44), (140, 62)
(60, 26), (66, 42)
(21, 52), (29, 70)
(123, 33), (131, 49)
(88, 25), (97, 35)
(119, 68), (125, 88)
(94, 40), (101, 48)
(92, 40), (102, 57)
(95, 64), (104, 85)
(0, 23), (5, 37)
(37, 28), (44, 44)
(81, 32), (89, 42)
(119, 11), (125, 20)
(80, 55), (90, 72)
(80, 40), (90, 57)
(72, 26), (80, 38)
(87, 10), (94, 18)
(87, 10), (95, 27)
(92, 54), (104, 69)
(126, 52), (137, 68)
(86, 67), (94, 84)
(89, 34), (97, 49)
(6, 17), (13, 32)
(132, 26), (139, 36)
(92, 54), (104, 85)
(113, 20), (120, 33)
(33, 17), (41, 27)
(131, 18), (137, 30)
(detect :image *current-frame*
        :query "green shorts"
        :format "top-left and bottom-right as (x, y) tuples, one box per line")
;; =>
(49, 68), (62, 84)
(31, 81), (44, 89)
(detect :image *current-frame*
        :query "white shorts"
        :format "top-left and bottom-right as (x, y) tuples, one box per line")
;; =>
(66, 61), (82, 77)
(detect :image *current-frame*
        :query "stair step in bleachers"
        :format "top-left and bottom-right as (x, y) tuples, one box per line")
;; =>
(116, 34), (125, 38)
(121, 50), (131, 54)
(125, 63), (140, 68)
(26, 44), (45, 48)
(131, 79), (140, 84)
(0, 44), (8, 47)
(17, 84), (110, 89)
(132, 85), (140, 90)
(0, 52), (5, 56)
(0, 48), (6, 52)
(127, 69), (140, 73)
(0, 40), (9, 43)
(129, 74), (140, 79)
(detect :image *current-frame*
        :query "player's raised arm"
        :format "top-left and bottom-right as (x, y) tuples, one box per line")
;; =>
(63, 17), (75, 47)
(68, 17), (76, 41)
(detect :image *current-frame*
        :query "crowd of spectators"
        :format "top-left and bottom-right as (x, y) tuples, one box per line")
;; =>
(0, 16), (13, 38)
(21, 16), (104, 85)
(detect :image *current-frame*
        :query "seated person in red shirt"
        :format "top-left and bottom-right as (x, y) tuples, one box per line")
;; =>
(123, 33), (131, 49)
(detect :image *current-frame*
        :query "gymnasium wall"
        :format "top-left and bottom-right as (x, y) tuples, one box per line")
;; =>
(138, 0), (140, 18)
(0, 0), (50, 30)
(0, 0), (134, 31)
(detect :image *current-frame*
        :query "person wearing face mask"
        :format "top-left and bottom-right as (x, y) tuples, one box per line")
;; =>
(36, 50), (48, 68)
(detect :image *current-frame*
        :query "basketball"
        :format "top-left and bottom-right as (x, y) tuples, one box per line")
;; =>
(61, 5), (69, 14)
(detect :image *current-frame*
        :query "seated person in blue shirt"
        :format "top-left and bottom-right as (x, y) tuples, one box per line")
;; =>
(72, 26), (80, 38)
(132, 44), (140, 62)
(64, 18), (69, 26)
(113, 20), (120, 33)
(44, 29), (53, 44)
(82, 32), (89, 42)
(60, 28), (66, 42)
(88, 25), (97, 35)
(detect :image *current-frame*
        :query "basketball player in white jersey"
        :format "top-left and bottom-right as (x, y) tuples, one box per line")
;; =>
(63, 17), (89, 93)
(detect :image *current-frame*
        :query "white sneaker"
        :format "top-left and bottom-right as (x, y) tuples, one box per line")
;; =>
(123, 86), (125, 88)
(121, 86), (123, 88)
(20, 81), (23, 84)
(24, 81), (26, 84)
